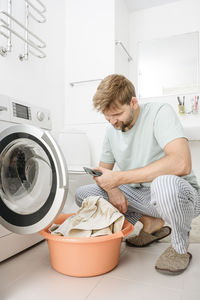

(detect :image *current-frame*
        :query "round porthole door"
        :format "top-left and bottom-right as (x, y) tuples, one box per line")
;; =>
(0, 124), (68, 234)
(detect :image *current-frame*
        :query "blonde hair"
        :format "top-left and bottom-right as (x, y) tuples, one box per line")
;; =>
(93, 74), (136, 112)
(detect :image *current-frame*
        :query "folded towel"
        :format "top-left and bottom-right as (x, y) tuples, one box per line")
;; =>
(49, 196), (125, 237)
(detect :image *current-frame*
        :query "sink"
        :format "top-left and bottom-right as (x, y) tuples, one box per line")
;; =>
(178, 114), (200, 140)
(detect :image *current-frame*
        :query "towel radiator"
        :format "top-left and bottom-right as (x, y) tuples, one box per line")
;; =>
(0, 0), (47, 60)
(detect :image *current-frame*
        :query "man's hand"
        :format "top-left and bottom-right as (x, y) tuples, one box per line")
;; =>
(93, 166), (120, 192)
(107, 188), (129, 213)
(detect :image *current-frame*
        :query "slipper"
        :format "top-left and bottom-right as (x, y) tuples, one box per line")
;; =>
(155, 246), (192, 275)
(126, 226), (171, 247)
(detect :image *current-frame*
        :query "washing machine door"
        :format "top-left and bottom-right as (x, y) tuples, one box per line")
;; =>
(0, 125), (68, 234)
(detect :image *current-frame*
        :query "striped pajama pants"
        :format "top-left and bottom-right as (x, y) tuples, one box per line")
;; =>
(75, 175), (200, 254)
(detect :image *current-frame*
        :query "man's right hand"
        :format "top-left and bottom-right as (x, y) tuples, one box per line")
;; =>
(107, 187), (129, 214)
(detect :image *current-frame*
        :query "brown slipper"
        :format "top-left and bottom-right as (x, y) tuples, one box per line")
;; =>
(126, 226), (171, 247)
(155, 246), (192, 275)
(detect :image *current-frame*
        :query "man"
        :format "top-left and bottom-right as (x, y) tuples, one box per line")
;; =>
(75, 74), (200, 275)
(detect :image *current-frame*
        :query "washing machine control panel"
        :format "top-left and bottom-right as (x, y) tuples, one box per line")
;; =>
(0, 94), (52, 130)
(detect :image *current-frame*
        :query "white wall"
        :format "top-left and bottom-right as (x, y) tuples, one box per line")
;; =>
(64, 0), (132, 166)
(115, 0), (130, 78)
(129, 0), (200, 95)
(65, 0), (115, 125)
(0, 0), (66, 134)
(64, 0), (116, 166)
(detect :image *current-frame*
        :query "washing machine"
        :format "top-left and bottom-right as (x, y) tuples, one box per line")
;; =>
(0, 94), (68, 262)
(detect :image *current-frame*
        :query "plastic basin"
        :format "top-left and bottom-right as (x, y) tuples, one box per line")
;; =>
(39, 213), (134, 277)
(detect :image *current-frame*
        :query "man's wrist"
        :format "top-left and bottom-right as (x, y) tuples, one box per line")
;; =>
(107, 187), (119, 195)
(115, 171), (124, 186)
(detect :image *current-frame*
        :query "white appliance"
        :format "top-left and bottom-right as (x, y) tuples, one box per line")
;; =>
(58, 130), (93, 213)
(0, 94), (68, 262)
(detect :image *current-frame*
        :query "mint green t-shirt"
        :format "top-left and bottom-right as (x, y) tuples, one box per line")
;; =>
(100, 102), (200, 191)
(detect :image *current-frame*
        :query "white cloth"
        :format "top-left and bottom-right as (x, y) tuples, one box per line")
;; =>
(49, 196), (125, 237)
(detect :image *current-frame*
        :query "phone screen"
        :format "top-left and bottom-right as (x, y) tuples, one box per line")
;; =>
(83, 167), (102, 176)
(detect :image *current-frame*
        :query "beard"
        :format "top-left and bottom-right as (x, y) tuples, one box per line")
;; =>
(114, 110), (134, 132)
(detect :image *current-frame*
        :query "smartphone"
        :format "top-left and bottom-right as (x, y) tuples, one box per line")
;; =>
(83, 167), (102, 177)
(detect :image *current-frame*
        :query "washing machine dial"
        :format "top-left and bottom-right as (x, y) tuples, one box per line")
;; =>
(37, 111), (45, 121)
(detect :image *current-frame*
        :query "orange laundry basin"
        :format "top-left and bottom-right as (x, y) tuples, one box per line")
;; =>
(39, 213), (133, 277)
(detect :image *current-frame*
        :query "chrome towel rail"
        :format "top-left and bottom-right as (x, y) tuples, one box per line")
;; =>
(0, 21), (46, 58)
(115, 40), (132, 62)
(1, 11), (46, 48)
(0, 0), (12, 56)
(20, 0), (46, 60)
(0, 0), (47, 60)
(70, 79), (102, 87)
(25, 0), (46, 23)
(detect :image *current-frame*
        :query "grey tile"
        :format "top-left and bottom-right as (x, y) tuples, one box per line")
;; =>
(183, 244), (200, 293)
(0, 241), (49, 290)
(0, 262), (103, 300)
(104, 243), (185, 290)
(87, 277), (182, 300)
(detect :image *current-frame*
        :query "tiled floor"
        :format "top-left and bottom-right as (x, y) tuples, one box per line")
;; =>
(0, 240), (200, 300)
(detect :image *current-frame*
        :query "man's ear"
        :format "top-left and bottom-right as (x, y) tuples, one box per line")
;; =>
(130, 97), (138, 109)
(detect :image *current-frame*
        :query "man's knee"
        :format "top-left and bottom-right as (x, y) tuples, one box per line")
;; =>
(151, 175), (180, 208)
(151, 175), (180, 192)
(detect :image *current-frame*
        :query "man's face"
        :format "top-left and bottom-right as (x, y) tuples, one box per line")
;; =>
(103, 103), (135, 132)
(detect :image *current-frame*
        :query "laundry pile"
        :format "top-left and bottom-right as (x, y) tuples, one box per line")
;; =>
(49, 196), (125, 237)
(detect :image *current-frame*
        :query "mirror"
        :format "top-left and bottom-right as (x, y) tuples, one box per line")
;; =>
(137, 32), (199, 98)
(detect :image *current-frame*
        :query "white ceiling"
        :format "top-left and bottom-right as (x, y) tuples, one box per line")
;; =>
(124, 0), (183, 12)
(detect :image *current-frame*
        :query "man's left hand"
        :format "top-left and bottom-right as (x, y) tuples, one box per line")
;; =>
(93, 167), (120, 192)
